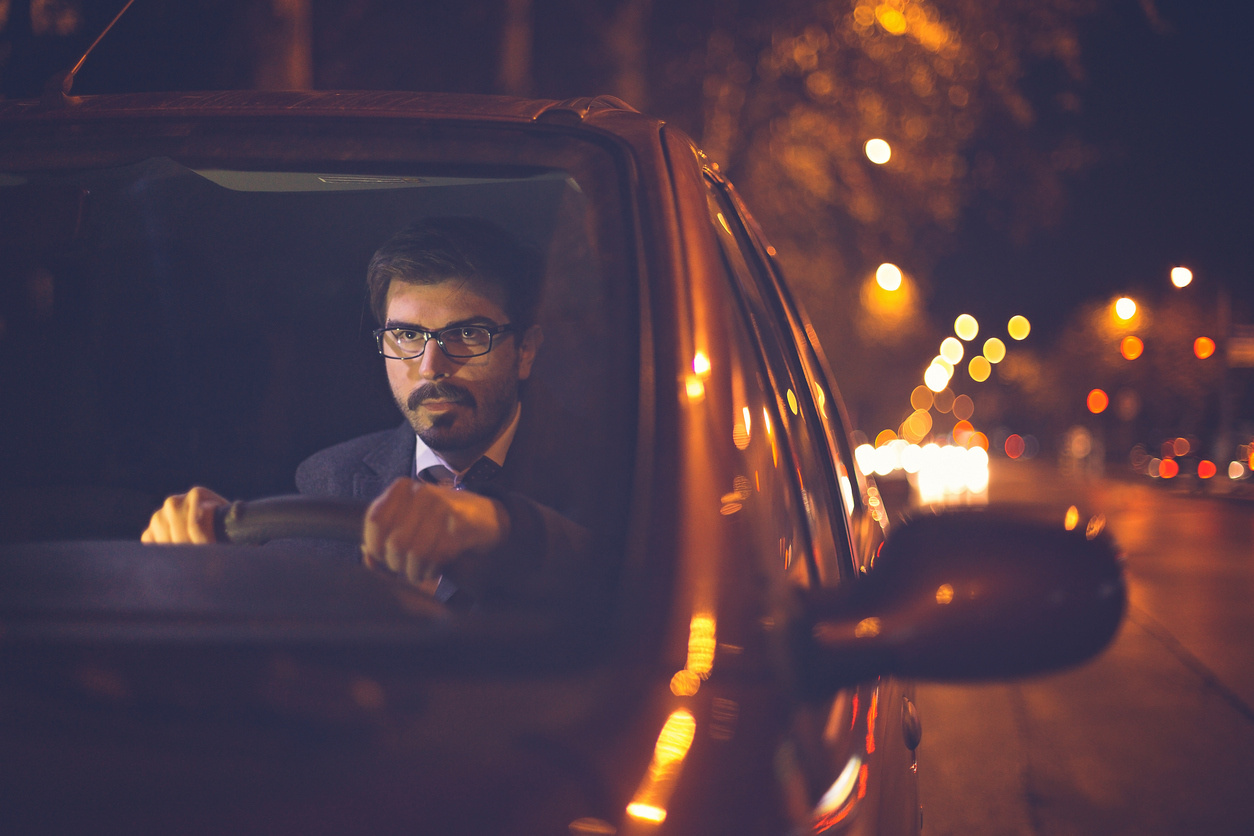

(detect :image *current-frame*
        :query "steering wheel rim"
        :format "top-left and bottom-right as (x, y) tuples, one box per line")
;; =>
(213, 495), (368, 545)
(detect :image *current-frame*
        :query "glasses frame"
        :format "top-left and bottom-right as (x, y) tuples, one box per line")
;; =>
(374, 323), (516, 360)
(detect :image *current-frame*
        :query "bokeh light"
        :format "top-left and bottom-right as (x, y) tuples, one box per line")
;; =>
(1173, 437), (1190, 457)
(924, 361), (951, 393)
(1115, 297), (1137, 321)
(1194, 337), (1216, 359)
(933, 387), (955, 413)
(954, 314), (979, 341)
(1159, 458), (1179, 479)
(865, 138), (892, 165)
(910, 385), (934, 411)
(875, 262), (903, 290)
(1171, 266), (1193, 288)
(1198, 460), (1217, 479)
(875, 428), (898, 447)
(1087, 389), (1109, 414)
(940, 337), (964, 363)
(968, 356), (991, 382)
(1005, 434), (1026, 459)
(952, 394), (974, 421)
(1120, 336), (1144, 360)
(1007, 315), (1031, 341)
(983, 337), (1006, 363)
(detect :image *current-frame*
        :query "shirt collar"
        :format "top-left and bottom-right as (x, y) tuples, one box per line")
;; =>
(412, 401), (522, 479)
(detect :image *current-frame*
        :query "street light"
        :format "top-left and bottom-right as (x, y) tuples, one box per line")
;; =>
(1115, 297), (1137, 321)
(1171, 266), (1193, 288)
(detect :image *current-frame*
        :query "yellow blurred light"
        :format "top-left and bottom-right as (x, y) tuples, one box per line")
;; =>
(1121, 336), (1144, 360)
(1064, 506), (1080, 530)
(924, 362), (950, 392)
(626, 803), (668, 823)
(693, 351), (711, 376)
(685, 377), (705, 401)
(935, 584), (954, 605)
(875, 262), (902, 290)
(968, 356), (991, 382)
(954, 314), (979, 341)
(855, 617), (881, 638)
(1194, 337), (1216, 359)
(875, 5), (907, 34)
(669, 670), (700, 697)
(653, 710), (697, 767)
(1114, 297), (1137, 321)
(787, 389), (799, 414)
(1171, 266), (1193, 288)
(1087, 389), (1109, 414)
(686, 614), (716, 679)
(910, 385), (934, 411)
(875, 428), (898, 447)
(905, 409), (933, 441)
(983, 337), (1006, 363)
(865, 138), (892, 165)
(940, 337), (964, 364)
(1007, 315), (1031, 341)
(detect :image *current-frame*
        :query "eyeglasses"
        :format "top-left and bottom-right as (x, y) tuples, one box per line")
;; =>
(374, 323), (516, 359)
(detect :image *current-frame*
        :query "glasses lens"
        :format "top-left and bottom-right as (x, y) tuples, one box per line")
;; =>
(439, 326), (493, 357)
(381, 329), (428, 358)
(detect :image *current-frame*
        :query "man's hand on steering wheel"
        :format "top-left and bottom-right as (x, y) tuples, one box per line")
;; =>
(141, 486), (229, 545)
(361, 477), (509, 585)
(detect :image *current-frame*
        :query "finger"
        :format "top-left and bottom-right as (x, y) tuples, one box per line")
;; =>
(363, 478), (420, 567)
(185, 486), (222, 545)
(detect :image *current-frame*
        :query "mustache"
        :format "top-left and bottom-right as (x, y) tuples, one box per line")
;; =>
(407, 381), (474, 411)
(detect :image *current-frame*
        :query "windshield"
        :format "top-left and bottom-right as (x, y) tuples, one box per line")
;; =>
(0, 119), (638, 629)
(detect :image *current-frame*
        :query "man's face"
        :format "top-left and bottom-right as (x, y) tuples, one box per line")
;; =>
(383, 277), (539, 466)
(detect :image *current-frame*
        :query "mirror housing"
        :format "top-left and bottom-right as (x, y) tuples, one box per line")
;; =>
(801, 509), (1125, 692)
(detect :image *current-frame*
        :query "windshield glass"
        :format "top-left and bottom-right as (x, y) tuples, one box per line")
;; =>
(0, 120), (637, 630)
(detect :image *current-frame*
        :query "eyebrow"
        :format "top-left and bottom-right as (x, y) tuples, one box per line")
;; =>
(383, 316), (499, 331)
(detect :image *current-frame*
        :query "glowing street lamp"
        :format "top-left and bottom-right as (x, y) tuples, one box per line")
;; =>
(1171, 266), (1193, 288)
(865, 138), (892, 165)
(1114, 297), (1137, 321)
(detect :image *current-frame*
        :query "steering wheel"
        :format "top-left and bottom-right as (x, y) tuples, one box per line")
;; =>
(212, 496), (369, 545)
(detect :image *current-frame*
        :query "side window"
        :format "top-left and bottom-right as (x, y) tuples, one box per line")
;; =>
(704, 178), (857, 585)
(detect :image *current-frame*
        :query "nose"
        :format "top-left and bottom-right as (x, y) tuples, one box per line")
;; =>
(414, 340), (453, 379)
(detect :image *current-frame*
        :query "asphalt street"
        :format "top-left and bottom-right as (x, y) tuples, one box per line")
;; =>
(914, 460), (1254, 836)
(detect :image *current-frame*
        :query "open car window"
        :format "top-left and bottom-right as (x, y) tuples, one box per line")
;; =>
(0, 121), (638, 643)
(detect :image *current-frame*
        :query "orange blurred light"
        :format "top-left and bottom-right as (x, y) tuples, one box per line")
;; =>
(1159, 458), (1179, 479)
(1087, 389), (1109, 414)
(1121, 336), (1144, 360)
(970, 431), (989, 451)
(1194, 337), (1216, 359)
(1007, 315), (1031, 341)
(875, 429), (898, 447)
(1173, 437), (1190, 457)
(1198, 460), (1217, 479)
(952, 420), (974, 445)
(1005, 434), (1026, 459)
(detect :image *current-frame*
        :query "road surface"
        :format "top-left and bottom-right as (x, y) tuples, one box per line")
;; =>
(915, 459), (1254, 835)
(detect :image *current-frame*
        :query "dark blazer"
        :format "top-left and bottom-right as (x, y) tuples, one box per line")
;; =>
(293, 407), (589, 608)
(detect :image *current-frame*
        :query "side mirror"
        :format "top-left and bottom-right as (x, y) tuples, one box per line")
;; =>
(801, 510), (1125, 692)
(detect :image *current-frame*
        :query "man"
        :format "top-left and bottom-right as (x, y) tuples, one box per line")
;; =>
(142, 217), (587, 607)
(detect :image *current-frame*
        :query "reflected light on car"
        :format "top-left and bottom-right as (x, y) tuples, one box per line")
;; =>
(935, 583), (954, 604)
(1064, 506), (1080, 531)
(812, 755), (863, 826)
(693, 351), (711, 376)
(625, 709), (698, 825)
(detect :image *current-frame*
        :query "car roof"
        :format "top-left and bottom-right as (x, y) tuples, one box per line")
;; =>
(0, 89), (654, 129)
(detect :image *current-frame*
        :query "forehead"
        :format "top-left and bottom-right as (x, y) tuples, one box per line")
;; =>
(384, 277), (509, 324)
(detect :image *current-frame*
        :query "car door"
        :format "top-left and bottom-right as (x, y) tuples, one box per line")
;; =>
(701, 167), (921, 836)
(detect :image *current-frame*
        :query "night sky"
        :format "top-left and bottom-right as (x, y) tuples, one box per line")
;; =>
(932, 0), (1254, 341)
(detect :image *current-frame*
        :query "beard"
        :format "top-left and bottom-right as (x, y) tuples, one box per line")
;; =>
(398, 378), (518, 456)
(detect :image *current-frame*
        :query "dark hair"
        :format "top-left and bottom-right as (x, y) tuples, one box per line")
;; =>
(366, 217), (543, 330)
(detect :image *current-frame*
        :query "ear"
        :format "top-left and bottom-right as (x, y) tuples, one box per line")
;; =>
(516, 324), (543, 380)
